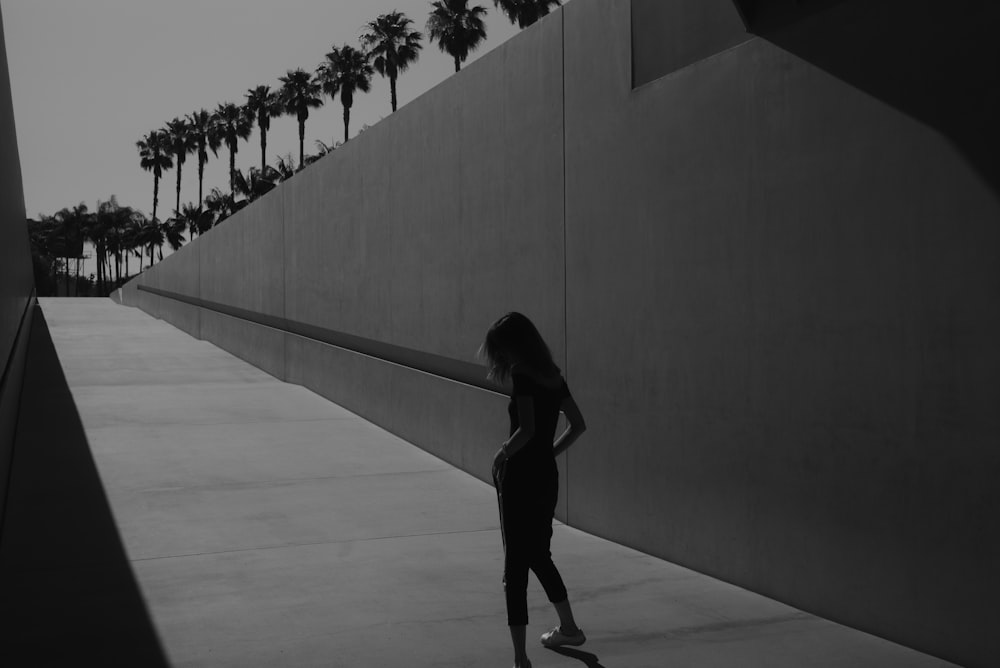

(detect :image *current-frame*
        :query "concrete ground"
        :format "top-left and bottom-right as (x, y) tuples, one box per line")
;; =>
(32, 297), (955, 668)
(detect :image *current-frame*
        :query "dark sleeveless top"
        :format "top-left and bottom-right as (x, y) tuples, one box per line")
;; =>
(506, 368), (571, 476)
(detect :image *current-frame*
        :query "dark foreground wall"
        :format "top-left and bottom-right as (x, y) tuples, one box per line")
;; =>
(123, 1), (1000, 664)
(0, 4), (33, 534)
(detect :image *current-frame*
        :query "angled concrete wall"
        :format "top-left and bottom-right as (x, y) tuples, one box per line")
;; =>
(0, 5), (33, 532)
(127, 15), (567, 508)
(124, 1), (1000, 665)
(564, 2), (999, 666)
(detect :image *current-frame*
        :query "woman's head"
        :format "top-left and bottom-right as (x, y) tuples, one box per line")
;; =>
(479, 311), (560, 383)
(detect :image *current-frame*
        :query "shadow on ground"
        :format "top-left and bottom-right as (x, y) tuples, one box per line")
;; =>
(0, 305), (168, 666)
(547, 646), (609, 668)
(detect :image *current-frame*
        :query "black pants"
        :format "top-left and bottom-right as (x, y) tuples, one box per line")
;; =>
(496, 463), (568, 626)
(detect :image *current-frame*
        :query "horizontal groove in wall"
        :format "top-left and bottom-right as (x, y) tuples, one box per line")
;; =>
(1, 290), (37, 538)
(137, 285), (505, 396)
(1, 292), (34, 395)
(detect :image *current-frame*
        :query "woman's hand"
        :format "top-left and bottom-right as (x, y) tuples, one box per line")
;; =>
(492, 446), (507, 485)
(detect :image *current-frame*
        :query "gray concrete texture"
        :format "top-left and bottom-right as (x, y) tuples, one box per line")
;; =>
(630, 0), (752, 87)
(0, 6), (33, 530)
(0, 6), (31, 360)
(564, 3), (1000, 666)
(122, 1), (1000, 665)
(33, 297), (959, 667)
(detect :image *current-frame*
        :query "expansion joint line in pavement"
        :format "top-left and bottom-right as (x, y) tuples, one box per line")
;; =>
(129, 526), (502, 563)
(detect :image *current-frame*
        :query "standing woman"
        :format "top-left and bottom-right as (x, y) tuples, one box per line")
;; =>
(480, 312), (588, 668)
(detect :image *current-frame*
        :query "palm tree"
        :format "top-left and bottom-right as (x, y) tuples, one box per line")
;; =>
(98, 196), (128, 285)
(187, 109), (222, 212)
(124, 210), (146, 274)
(164, 117), (196, 217)
(362, 11), (423, 112)
(177, 202), (202, 241)
(278, 69), (324, 168)
(234, 166), (279, 203)
(245, 85), (281, 173)
(317, 45), (375, 144)
(273, 153), (298, 181)
(427, 0), (488, 72)
(137, 129), (173, 230)
(304, 139), (338, 166)
(159, 217), (186, 260)
(118, 202), (144, 282)
(204, 187), (239, 226)
(135, 215), (164, 268)
(213, 102), (254, 197)
(52, 203), (89, 296)
(87, 199), (112, 295)
(27, 215), (61, 295)
(492, 0), (562, 28)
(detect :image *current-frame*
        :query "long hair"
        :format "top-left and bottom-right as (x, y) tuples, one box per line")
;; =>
(478, 311), (560, 383)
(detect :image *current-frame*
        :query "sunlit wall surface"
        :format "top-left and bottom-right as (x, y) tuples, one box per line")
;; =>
(124, 1), (1000, 665)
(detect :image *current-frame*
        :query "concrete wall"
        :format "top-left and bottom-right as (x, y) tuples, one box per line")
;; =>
(564, 1), (999, 666)
(0, 5), (33, 531)
(631, 0), (751, 87)
(129, 15), (568, 506)
(123, 1), (1000, 665)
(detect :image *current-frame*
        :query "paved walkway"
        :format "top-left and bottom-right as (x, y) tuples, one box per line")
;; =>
(37, 298), (954, 667)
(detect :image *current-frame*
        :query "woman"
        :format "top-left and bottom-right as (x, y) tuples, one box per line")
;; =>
(480, 312), (588, 668)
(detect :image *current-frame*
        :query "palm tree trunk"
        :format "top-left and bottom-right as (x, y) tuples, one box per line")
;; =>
(64, 255), (69, 297)
(153, 174), (159, 224)
(390, 77), (397, 112)
(229, 144), (236, 197)
(454, 54), (461, 72)
(198, 153), (205, 212)
(298, 120), (305, 168)
(96, 242), (103, 295)
(175, 159), (182, 217)
(344, 106), (350, 144)
(261, 129), (267, 174)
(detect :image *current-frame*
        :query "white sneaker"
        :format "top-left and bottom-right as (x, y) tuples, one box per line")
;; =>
(540, 626), (586, 647)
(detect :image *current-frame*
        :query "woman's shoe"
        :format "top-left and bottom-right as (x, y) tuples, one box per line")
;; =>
(540, 626), (586, 647)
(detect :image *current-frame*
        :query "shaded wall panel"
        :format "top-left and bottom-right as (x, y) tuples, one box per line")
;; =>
(631, 0), (751, 87)
(280, 20), (565, 476)
(0, 6), (33, 530)
(153, 240), (200, 340)
(564, 0), (1000, 665)
(0, 9), (30, 358)
(200, 188), (286, 379)
(283, 138), (389, 343)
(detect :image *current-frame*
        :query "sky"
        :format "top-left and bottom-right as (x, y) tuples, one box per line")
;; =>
(1, 0), (559, 275)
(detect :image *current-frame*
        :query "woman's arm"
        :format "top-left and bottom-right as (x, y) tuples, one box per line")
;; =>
(493, 395), (534, 480)
(552, 395), (586, 458)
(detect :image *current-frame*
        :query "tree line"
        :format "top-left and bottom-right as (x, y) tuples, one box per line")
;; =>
(27, 197), (172, 297)
(29, 1), (562, 296)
